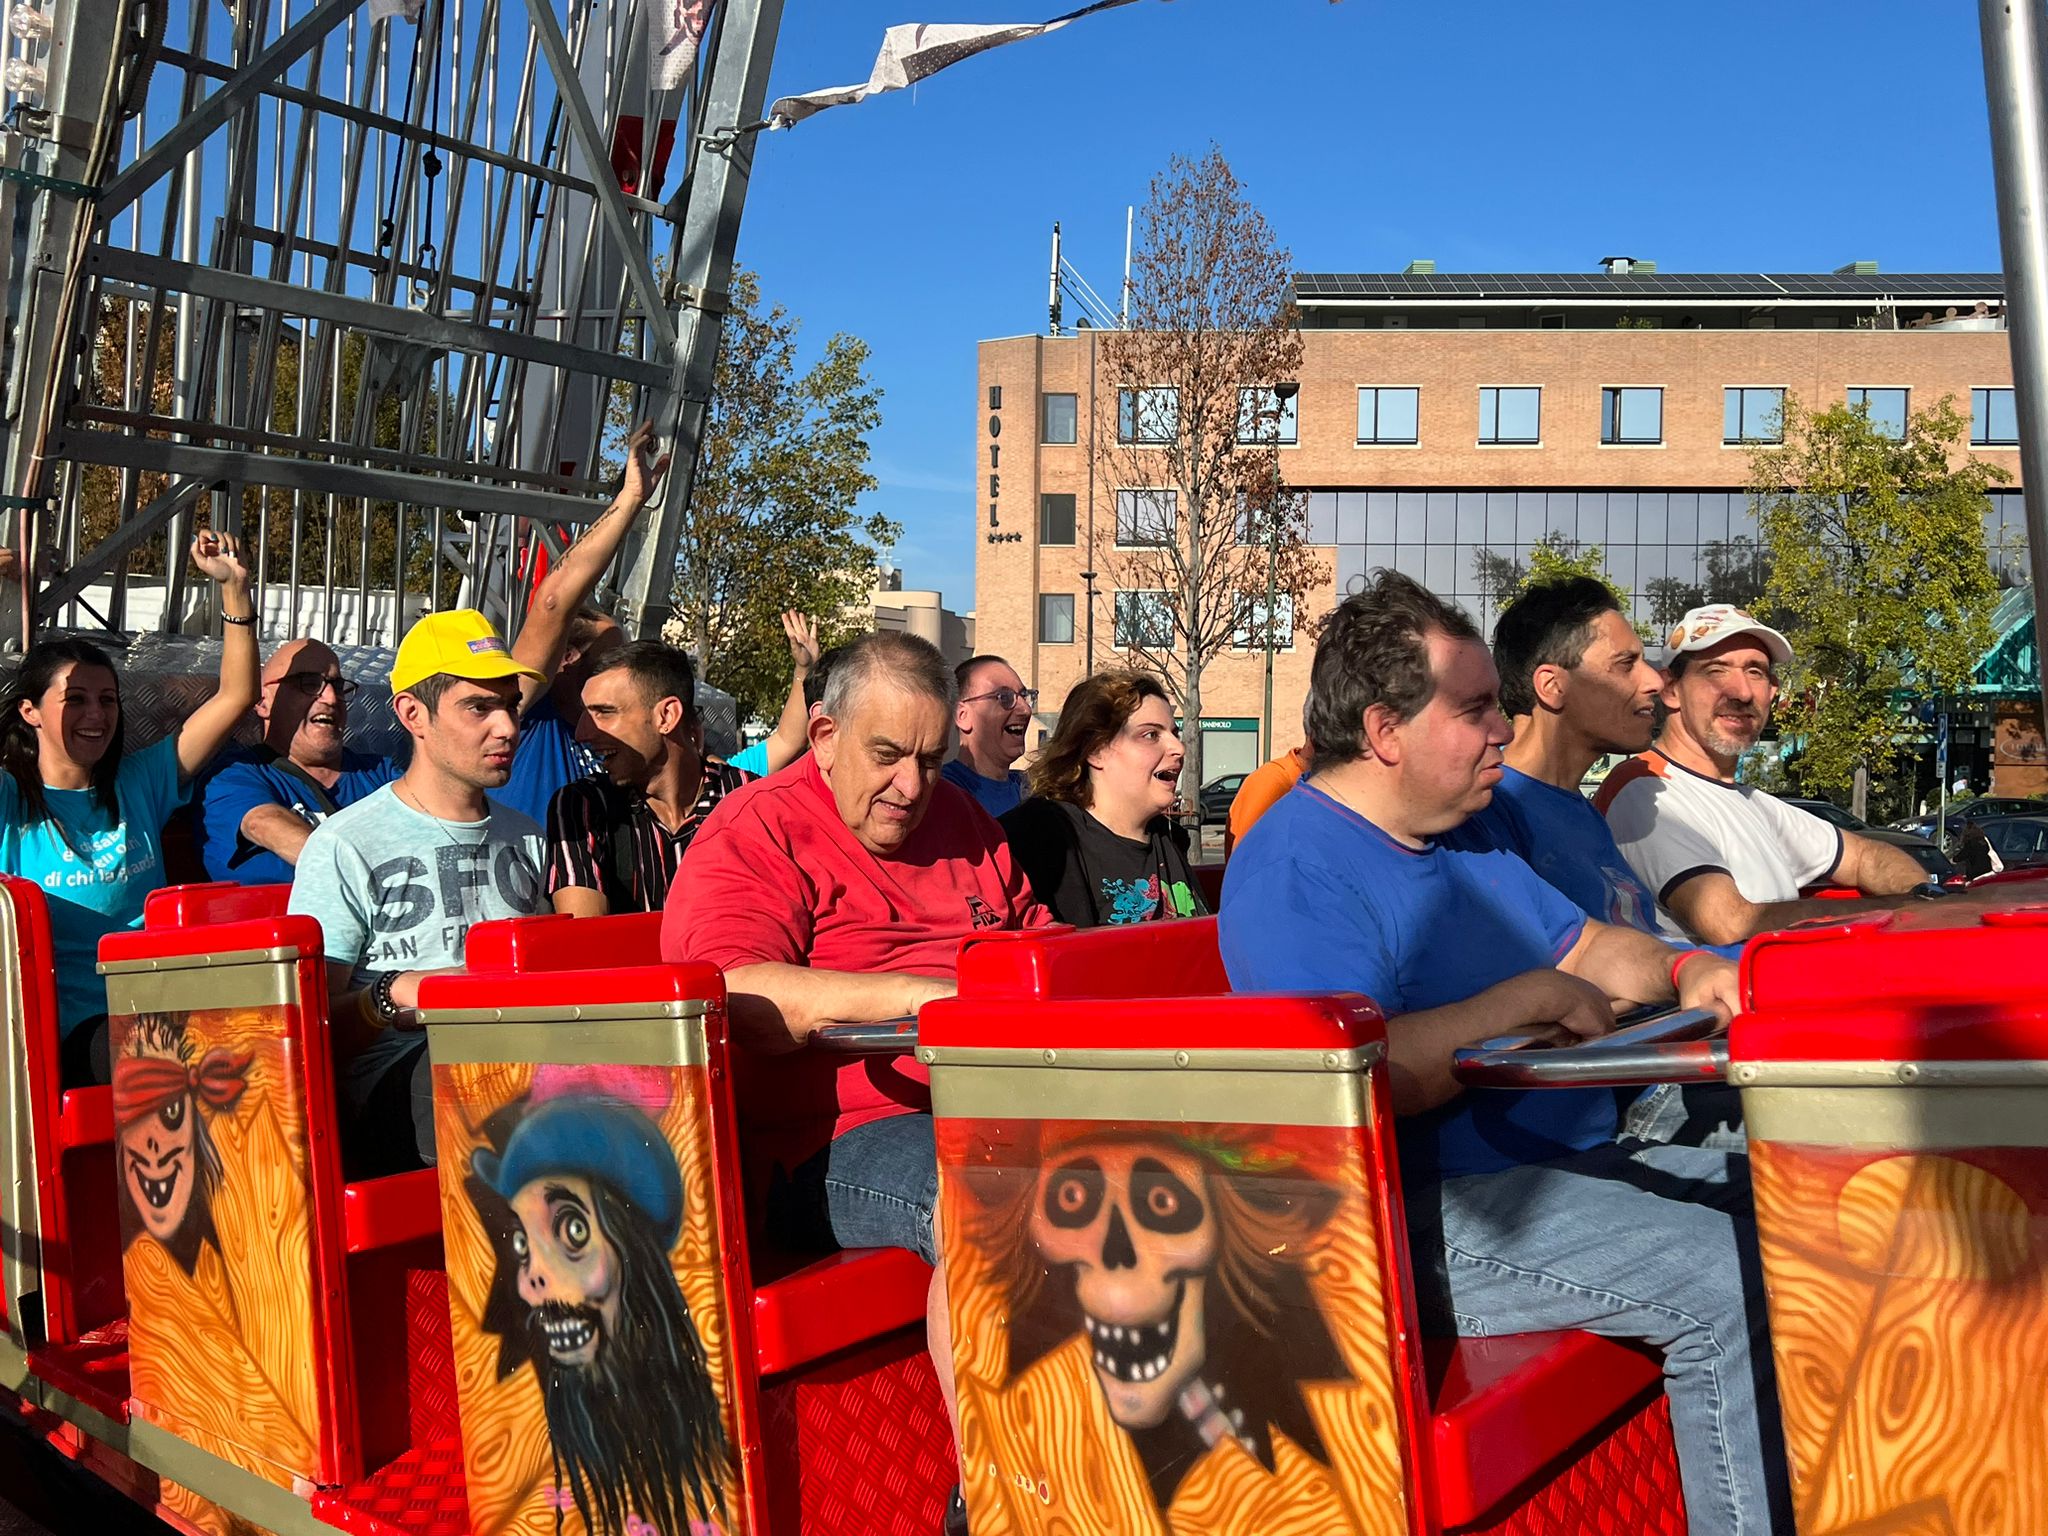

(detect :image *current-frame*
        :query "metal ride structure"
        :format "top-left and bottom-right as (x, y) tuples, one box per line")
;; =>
(0, 0), (781, 657)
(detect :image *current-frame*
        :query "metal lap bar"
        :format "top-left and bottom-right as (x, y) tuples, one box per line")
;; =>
(1454, 1008), (1729, 1089)
(811, 1018), (921, 1055)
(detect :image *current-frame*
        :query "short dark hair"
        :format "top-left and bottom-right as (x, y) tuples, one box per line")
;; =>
(954, 654), (1013, 696)
(401, 671), (459, 714)
(1493, 576), (1622, 717)
(804, 645), (844, 711)
(1304, 570), (1480, 775)
(587, 640), (698, 724)
(566, 605), (616, 654)
(822, 631), (955, 718)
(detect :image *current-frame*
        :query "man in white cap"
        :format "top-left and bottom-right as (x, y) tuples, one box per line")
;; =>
(1595, 604), (1931, 945)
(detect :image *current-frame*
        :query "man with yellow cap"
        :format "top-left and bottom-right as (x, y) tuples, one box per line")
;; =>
(288, 607), (552, 1174)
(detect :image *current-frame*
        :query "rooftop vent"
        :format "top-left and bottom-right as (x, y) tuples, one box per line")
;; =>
(1834, 259), (1880, 276)
(1404, 258), (1436, 275)
(1600, 255), (1637, 275)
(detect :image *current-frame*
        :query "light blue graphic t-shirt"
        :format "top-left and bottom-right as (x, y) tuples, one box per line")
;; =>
(0, 736), (188, 1035)
(289, 783), (547, 1116)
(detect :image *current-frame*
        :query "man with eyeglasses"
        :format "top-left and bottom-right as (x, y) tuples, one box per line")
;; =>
(198, 638), (399, 885)
(940, 655), (1037, 817)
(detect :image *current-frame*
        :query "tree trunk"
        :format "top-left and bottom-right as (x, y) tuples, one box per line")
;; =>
(1183, 654), (1205, 830)
(1852, 761), (1869, 822)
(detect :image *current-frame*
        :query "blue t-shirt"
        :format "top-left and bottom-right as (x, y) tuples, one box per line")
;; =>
(499, 693), (597, 826)
(941, 757), (1027, 818)
(197, 746), (400, 887)
(729, 740), (771, 778)
(1221, 781), (1615, 1182)
(1443, 766), (1663, 935)
(0, 736), (188, 1035)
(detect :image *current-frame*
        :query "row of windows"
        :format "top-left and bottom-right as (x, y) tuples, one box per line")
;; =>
(1035, 590), (1297, 649)
(1036, 385), (2024, 449)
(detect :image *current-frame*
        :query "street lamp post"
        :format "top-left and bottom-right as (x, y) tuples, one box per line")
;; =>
(1261, 382), (1300, 763)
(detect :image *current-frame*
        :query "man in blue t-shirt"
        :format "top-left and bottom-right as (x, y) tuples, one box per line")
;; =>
(199, 639), (399, 885)
(939, 654), (1032, 816)
(1221, 571), (1788, 1534)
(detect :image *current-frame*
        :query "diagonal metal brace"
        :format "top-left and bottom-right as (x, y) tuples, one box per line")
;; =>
(525, 0), (679, 356)
(96, 0), (357, 220)
(31, 477), (209, 622)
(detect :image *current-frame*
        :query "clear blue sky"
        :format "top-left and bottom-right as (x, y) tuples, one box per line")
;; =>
(733, 0), (2006, 613)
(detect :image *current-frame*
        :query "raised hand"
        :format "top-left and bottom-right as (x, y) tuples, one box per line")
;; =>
(781, 609), (822, 672)
(621, 420), (671, 506)
(190, 528), (251, 589)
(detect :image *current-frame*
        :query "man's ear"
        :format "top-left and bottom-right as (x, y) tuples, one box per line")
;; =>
(391, 692), (430, 739)
(809, 711), (839, 771)
(653, 696), (685, 737)
(1530, 662), (1569, 713)
(1658, 673), (1683, 711)
(1361, 702), (1404, 765)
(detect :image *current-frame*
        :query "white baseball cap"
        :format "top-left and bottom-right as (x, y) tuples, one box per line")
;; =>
(1665, 604), (1793, 667)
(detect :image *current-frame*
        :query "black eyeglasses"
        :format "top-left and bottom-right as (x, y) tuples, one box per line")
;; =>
(269, 671), (358, 700)
(961, 687), (1038, 710)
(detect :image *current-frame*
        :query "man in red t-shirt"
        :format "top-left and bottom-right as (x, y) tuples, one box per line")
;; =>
(663, 630), (1046, 1465)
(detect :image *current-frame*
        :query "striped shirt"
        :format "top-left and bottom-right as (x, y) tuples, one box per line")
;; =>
(544, 759), (754, 914)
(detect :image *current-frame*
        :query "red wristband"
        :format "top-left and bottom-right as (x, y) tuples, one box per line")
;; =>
(1670, 948), (1709, 993)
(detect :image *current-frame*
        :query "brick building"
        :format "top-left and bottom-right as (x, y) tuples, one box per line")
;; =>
(974, 264), (2021, 790)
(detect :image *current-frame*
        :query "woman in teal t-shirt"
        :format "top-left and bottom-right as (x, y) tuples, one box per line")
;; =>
(0, 532), (259, 1083)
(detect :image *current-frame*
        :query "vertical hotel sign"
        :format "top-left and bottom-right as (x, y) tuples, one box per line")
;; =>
(986, 384), (1021, 544)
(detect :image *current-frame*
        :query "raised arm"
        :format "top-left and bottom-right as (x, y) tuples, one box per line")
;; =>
(510, 420), (669, 711)
(759, 611), (822, 774)
(176, 531), (260, 784)
(722, 962), (955, 1056)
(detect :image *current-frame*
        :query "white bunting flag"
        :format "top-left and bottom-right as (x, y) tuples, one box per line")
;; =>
(767, 0), (1143, 129)
(651, 0), (712, 93)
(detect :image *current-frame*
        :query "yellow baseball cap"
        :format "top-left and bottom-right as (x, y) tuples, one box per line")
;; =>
(390, 609), (547, 695)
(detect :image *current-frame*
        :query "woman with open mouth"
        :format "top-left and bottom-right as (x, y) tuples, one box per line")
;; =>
(0, 531), (260, 1084)
(999, 669), (1209, 928)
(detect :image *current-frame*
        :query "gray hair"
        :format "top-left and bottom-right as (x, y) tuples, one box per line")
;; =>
(819, 630), (956, 719)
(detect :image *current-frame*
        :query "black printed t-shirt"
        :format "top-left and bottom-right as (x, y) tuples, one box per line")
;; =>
(999, 796), (1208, 929)
(544, 758), (753, 914)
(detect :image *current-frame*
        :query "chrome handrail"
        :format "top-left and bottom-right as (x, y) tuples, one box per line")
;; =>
(810, 1017), (921, 1055)
(1453, 1007), (1729, 1089)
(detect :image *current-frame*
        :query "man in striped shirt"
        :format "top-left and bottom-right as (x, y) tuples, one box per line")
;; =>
(546, 641), (754, 916)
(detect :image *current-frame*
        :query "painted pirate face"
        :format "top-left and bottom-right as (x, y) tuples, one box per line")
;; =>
(120, 1033), (196, 1242)
(509, 1173), (622, 1369)
(1031, 1142), (1216, 1429)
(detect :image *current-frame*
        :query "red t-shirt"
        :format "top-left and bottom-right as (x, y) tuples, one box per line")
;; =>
(663, 755), (1047, 1157)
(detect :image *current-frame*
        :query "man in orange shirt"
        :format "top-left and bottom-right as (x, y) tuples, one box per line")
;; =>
(1225, 743), (1308, 855)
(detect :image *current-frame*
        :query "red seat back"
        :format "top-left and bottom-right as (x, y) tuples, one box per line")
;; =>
(1733, 901), (2048, 1535)
(957, 914), (1228, 1000)
(921, 986), (1435, 1532)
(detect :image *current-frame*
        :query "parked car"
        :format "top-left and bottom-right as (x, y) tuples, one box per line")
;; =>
(1977, 814), (2048, 872)
(1198, 773), (1247, 824)
(1887, 796), (2048, 848)
(1784, 798), (1958, 881)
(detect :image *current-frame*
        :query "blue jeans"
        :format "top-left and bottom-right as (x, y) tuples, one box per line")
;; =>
(1407, 1140), (1792, 1536)
(769, 1112), (938, 1265)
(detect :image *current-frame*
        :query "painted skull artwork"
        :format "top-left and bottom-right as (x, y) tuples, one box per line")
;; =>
(467, 1069), (729, 1536)
(113, 1013), (251, 1275)
(970, 1128), (1354, 1512)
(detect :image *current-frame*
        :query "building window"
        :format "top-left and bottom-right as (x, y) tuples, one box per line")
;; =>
(1113, 590), (1174, 649)
(1232, 593), (1296, 649)
(1848, 387), (1908, 440)
(1357, 387), (1419, 444)
(1973, 387), (2018, 446)
(1039, 493), (1076, 545)
(1479, 387), (1540, 444)
(1041, 392), (1078, 444)
(1601, 387), (1663, 445)
(1115, 488), (1176, 547)
(1723, 387), (1784, 444)
(1038, 593), (1075, 645)
(988, 385), (1002, 410)
(1117, 387), (1178, 444)
(1237, 386), (1299, 445)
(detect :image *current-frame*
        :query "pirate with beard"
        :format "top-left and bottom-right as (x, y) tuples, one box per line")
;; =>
(961, 1125), (1355, 1521)
(468, 1076), (729, 1536)
(114, 1013), (251, 1275)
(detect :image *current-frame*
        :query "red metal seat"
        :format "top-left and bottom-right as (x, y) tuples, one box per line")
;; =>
(751, 1246), (932, 1377)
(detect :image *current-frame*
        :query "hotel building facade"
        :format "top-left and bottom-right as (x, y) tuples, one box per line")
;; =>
(973, 265), (2020, 789)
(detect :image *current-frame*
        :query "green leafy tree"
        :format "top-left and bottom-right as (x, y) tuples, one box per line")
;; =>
(1749, 392), (2003, 803)
(661, 270), (893, 722)
(1700, 535), (1772, 610)
(1483, 532), (1629, 611)
(1646, 576), (1705, 630)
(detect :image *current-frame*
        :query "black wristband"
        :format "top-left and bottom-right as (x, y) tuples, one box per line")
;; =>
(371, 970), (404, 1023)
(222, 612), (255, 627)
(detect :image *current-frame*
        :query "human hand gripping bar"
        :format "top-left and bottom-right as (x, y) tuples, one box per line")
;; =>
(1452, 1006), (1729, 1090)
